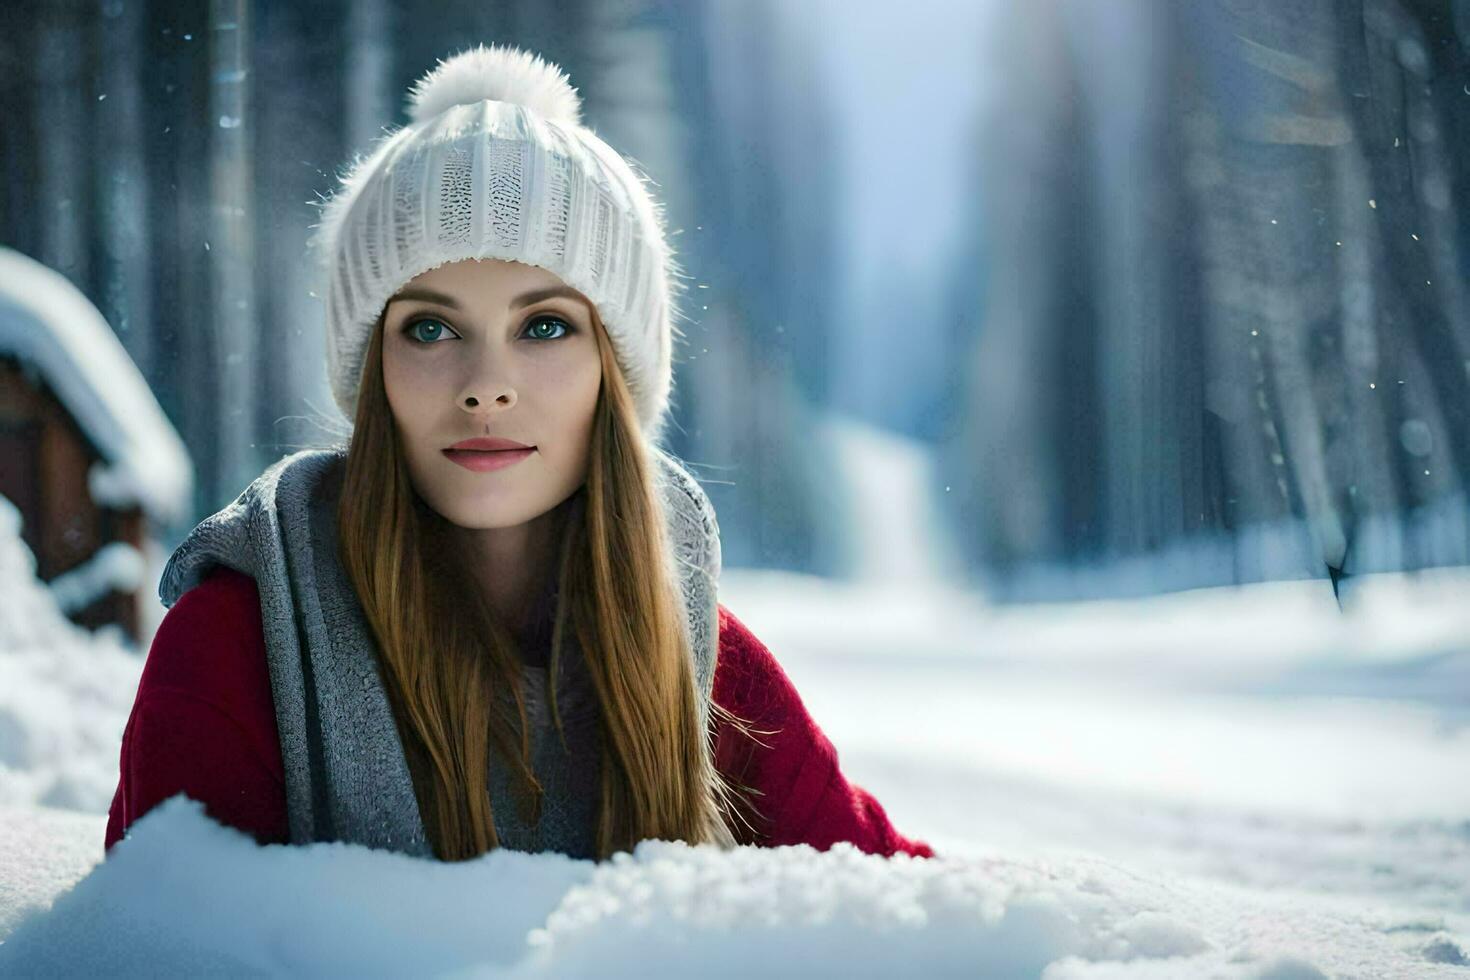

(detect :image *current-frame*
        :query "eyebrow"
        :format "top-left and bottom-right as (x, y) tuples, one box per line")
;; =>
(385, 284), (587, 311)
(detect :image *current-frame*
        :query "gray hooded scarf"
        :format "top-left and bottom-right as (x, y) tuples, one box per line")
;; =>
(156, 443), (721, 860)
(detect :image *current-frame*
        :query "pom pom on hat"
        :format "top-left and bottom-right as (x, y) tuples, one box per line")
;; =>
(406, 43), (584, 126)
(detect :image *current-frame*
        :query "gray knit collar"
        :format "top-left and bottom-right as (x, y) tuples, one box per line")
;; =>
(155, 443), (722, 855)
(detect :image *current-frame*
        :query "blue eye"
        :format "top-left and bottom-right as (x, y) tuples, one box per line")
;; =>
(401, 314), (573, 344)
(524, 315), (573, 341)
(404, 317), (458, 344)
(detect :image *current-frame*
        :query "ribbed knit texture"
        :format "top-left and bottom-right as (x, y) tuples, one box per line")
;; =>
(155, 444), (722, 859)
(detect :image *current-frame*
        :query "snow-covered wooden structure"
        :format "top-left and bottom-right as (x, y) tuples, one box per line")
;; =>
(0, 246), (193, 643)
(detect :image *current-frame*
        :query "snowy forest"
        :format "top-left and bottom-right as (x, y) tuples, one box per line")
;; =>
(5, 0), (1470, 597)
(2, 0), (1470, 976)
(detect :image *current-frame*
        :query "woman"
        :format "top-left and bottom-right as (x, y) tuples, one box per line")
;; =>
(105, 43), (933, 864)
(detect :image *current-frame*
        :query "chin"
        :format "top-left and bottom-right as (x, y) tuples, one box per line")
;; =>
(428, 494), (536, 531)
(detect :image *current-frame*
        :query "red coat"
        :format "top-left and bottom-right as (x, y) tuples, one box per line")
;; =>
(105, 567), (935, 861)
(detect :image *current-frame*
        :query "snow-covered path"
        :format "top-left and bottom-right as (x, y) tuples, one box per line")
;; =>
(809, 683), (1470, 919)
(723, 569), (1470, 913)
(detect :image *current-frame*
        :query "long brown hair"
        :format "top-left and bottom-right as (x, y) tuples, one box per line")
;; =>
(335, 304), (756, 861)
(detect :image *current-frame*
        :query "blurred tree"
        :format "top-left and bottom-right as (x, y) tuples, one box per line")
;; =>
(0, 0), (845, 575)
(942, 0), (1470, 599)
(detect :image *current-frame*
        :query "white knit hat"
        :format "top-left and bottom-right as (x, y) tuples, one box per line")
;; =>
(313, 44), (682, 443)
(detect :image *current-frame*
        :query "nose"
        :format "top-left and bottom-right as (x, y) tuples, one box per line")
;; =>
(458, 335), (521, 412)
(461, 387), (516, 411)
(460, 363), (517, 413)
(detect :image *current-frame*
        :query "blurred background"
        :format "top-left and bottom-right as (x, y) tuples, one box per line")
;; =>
(5, 0), (1470, 611)
(2, 0), (1470, 951)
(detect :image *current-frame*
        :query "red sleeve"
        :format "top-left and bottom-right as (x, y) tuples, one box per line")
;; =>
(711, 604), (936, 859)
(105, 566), (289, 853)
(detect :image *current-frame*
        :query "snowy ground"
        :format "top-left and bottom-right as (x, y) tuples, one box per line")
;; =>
(2, 488), (1468, 975)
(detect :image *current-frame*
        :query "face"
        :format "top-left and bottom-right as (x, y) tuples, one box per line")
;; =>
(381, 258), (603, 531)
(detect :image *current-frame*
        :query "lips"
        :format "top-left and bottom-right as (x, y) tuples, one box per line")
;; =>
(447, 436), (534, 452)
(442, 443), (536, 473)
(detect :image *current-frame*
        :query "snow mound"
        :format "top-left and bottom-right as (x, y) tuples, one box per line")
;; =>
(1, 797), (1464, 978)
(0, 495), (143, 812)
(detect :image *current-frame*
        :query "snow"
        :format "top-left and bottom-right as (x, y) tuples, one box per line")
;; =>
(2, 797), (1466, 977)
(719, 562), (1470, 696)
(0, 496), (141, 812)
(2, 489), (1468, 975)
(0, 246), (193, 525)
(46, 540), (148, 615)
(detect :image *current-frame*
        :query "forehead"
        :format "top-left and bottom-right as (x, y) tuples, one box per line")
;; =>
(390, 258), (595, 318)
(407, 258), (563, 296)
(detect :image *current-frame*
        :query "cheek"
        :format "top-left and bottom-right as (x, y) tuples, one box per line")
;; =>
(381, 354), (443, 454)
(533, 350), (601, 412)
(383, 346), (445, 418)
(383, 347), (419, 396)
